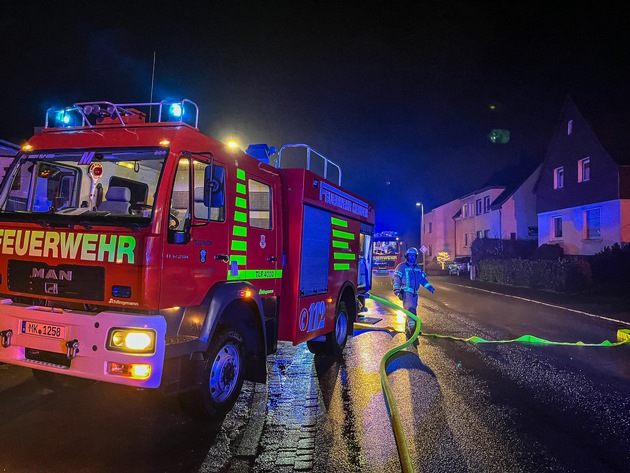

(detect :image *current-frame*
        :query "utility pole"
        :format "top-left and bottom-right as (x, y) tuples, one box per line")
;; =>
(415, 202), (425, 270)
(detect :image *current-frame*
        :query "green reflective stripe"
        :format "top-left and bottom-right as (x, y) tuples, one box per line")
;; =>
(331, 217), (348, 227)
(227, 269), (283, 280)
(231, 240), (247, 251)
(233, 225), (247, 237)
(235, 196), (247, 208)
(334, 252), (356, 260)
(230, 254), (246, 265)
(237, 169), (246, 180)
(334, 263), (350, 271)
(234, 211), (247, 223)
(332, 229), (354, 240)
(332, 240), (349, 249)
(236, 182), (246, 194)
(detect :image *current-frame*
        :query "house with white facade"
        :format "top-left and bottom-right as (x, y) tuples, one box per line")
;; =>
(453, 186), (506, 257)
(535, 95), (630, 255)
(490, 164), (541, 241)
(422, 200), (460, 260)
(423, 164), (540, 261)
(423, 160), (540, 261)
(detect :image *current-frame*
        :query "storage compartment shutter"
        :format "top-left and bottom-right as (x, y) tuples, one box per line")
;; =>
(300, 205), (330, 296)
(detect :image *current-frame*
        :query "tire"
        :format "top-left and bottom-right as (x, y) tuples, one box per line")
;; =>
(179, 327), (245, 419)
(306, 302), (349, 357)
(329, 302), (349, 353)
(306, 339), (327, 355)
(32, 369), (96, 391)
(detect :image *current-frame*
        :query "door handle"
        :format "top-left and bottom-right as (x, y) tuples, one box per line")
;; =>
(267, 256), (278, 262)
(215, 254), (229, 262)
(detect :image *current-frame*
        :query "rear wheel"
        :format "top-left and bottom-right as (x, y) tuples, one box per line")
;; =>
(32, 369), (96, 391)
(179, 327), (245, 419)
(306, 302), (349, 357)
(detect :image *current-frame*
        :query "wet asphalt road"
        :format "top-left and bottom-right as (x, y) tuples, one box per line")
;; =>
(0, 275), (628, 472)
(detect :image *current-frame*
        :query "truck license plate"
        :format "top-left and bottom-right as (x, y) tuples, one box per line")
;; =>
(21, 320), (66, 339)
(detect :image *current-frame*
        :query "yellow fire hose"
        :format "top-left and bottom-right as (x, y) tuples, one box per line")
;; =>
(363, 294), (630, 473)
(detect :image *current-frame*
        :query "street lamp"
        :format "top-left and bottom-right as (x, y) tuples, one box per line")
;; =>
(415, 202), (425, 270)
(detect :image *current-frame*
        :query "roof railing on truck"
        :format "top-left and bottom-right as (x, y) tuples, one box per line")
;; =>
(44, 99), (199, 129)
(275, 143), (342, 186)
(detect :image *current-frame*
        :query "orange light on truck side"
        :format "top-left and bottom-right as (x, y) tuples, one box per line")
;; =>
(107, 362), (152, 380)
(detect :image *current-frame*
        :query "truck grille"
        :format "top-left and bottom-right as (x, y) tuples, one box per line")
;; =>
(8, 260), (105, 301)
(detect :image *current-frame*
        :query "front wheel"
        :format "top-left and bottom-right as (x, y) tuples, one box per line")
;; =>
(179, 327), (245, 419)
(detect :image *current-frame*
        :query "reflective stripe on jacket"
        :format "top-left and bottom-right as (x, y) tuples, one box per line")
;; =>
(393, 262), (431, 294)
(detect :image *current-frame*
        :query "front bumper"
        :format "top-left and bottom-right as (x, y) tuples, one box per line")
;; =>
(0, 300), (167, 388)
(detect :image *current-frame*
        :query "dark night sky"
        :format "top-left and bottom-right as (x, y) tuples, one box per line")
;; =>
(2, 1), (630, 244)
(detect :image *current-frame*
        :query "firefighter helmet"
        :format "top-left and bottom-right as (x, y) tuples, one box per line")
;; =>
(405, 247), (418, 257)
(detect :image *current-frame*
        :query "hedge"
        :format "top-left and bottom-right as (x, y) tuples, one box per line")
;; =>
(477, 257), (592, 293)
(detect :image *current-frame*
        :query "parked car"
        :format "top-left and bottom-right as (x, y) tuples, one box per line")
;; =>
(448, 256), (471, 276)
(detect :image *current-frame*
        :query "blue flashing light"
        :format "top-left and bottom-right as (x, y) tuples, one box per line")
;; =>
(55, 110), (71, 126)
(169, 103), (183, 119)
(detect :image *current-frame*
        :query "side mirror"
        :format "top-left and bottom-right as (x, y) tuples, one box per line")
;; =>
(204, 165), (225, 207)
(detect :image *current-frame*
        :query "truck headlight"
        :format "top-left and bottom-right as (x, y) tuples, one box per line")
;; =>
(107, 328), (156, 353)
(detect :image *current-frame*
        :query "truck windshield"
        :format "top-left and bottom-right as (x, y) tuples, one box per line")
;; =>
(0, 148), (167, 227)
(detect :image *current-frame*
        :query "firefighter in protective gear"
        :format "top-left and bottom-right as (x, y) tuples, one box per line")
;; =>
(393, 247), (435, 338)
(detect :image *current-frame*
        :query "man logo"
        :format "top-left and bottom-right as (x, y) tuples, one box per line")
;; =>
(45, 283), (59, 294)
(31, 268), (73, 281)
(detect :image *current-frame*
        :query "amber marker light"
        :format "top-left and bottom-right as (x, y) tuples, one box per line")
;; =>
(159, 139), (170, 147)
(107, 362), (152, 379)
(130, 364), (151, 379)
(326, 298), (333, 303)
(22, 144), (33, 151)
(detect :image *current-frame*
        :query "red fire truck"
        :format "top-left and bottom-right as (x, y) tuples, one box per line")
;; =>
(372, 231), (406, 276)
(0, 100), (375, 418)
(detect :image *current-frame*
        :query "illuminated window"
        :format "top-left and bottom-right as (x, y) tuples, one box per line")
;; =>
(567, 119), (573, 135)
(248, 179), (272, 229)
(462, 203), (468, 218)
(552, 216), (562, 239)
(584, 208), (601, 240)
(476, 199), (482, 215)
(554, 167), (564, 189)
(476, 230), (483, 239)
(483, 196), (490, 213)
(578, 157), (590, 183)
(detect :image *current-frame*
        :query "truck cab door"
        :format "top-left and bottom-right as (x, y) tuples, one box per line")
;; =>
(227, 171), (281, 297)
(161, 156), (230, 308)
